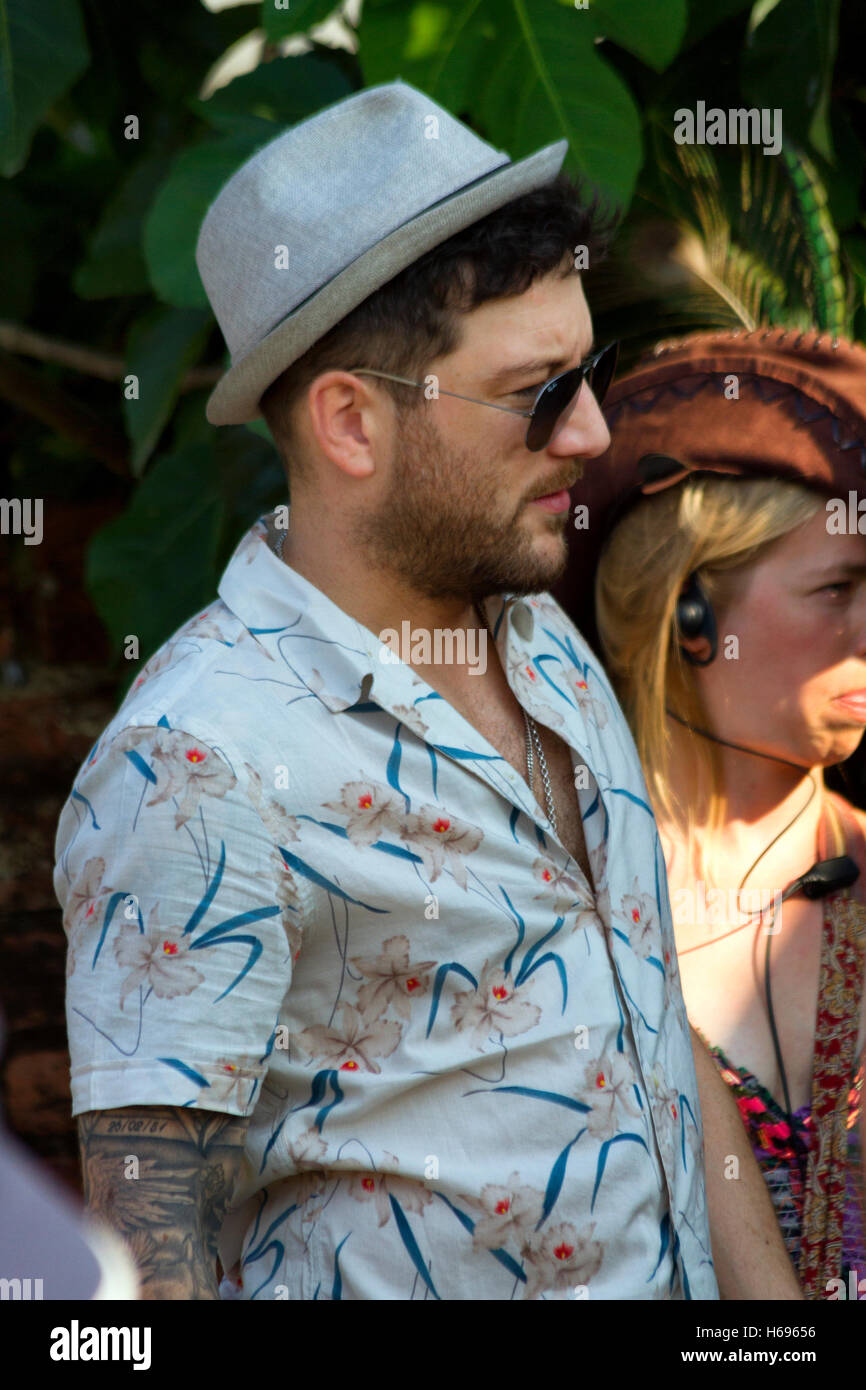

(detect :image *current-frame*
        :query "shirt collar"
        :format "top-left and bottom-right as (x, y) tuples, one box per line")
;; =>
(217, 512), (537, 713)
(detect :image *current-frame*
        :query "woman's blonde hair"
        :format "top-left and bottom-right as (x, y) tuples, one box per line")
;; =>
(594, 474), (825, 883)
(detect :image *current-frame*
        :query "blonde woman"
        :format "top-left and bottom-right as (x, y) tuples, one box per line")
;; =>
(554, 328), (866, 1298)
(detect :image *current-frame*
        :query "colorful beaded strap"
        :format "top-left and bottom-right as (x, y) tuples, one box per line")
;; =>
(798, 796), (866, 1296)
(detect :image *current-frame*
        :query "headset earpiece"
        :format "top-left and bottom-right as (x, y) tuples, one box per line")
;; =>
(676, 572), (718, 666)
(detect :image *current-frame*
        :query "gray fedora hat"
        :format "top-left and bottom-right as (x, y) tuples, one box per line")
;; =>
(196, 80), (567, 426)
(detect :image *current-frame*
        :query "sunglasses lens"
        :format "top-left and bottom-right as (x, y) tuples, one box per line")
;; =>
(589, 342), (618, 404)
(525, 368), (583, 452)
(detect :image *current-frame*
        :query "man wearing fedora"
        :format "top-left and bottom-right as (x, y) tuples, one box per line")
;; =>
(54, 81), (794, 1301)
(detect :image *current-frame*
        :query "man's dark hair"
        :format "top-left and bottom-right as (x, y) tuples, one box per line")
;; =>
(260, 171), (616, 483)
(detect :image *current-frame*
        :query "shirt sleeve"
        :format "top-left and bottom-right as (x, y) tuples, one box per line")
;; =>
(53, 722), (305, 1118)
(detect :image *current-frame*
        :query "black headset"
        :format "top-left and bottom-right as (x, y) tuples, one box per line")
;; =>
(675, 572), (718, 665)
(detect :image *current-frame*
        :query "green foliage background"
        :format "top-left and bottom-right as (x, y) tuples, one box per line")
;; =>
(1, 0), (864, 690)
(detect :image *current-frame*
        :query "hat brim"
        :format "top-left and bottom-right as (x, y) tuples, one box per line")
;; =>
(206, 138), (569, 426)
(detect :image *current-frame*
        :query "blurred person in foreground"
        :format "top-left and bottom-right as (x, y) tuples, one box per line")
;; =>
(554, 327), (866, 1298)
(54, 84), (797, 1300)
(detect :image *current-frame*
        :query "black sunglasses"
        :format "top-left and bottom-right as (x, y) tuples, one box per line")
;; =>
(522, 341), (619, 451)
(348, 341), (620, 453)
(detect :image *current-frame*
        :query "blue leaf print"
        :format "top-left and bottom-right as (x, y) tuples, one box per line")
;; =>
(532, 653), (576, 709)
(315, 1071), (344, 1132)
(425, 742), (439, 799)
(193, 904), (281, 945)
(389, 1195), (439, 1300)
(259, 1116), (286, 1176)
(292, 1068), (333, 1114)
(435, 1191), (476, 1235)
(590, 1133), (650, 1212)
(619, 976), (658, 1034)
(183, 839), (226, 935)
(609, 786), (654, 816)
(71, 788), (100, 829)
(515, 916), (564, 984)
(278, 846), (390, 912)
(540, 623), (586, 673)
(501, 888), (526, 976)
(519, 952), (567, 1012)
(92, 891), (135, 968)
(427, 744), (503, 763)
(539, 1127), (587, 1225)
(386, 726), (410, 811)
(672, 1229), (691, 1299)
(291, 1069), (344, 1132)
(295, 817), (422, 867)
(332, 1233), (351, 1301)
(507, 805), (520, 844)
(489, 1245), (528, 1282)
(426, 962), (478, 1037)
(472, 1085), (590, 1115)
(435, 1193), (527, 1284)
(157, 1057), (210, 1088)
(123, 748), (157, 784)
(248, 1242), (286, 1300)
(679, 1094), (698, 1167)
(157, 715), (171, 729)
(648, 1213), (671, 1282)
(243, 1202), (299, 1268)
(191, 932), (263, 1001)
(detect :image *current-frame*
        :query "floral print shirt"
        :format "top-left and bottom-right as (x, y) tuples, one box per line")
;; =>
(54, 511), (718, 1301)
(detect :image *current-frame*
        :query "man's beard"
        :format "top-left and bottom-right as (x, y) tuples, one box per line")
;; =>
(352, 405), (573, 602)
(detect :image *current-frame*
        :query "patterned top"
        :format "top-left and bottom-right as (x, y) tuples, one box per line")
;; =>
(702, 1035), (866, 1280)
(54, 510), (718, 1301)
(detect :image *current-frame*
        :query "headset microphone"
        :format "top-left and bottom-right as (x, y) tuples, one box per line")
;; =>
(781, 855), (860, 902)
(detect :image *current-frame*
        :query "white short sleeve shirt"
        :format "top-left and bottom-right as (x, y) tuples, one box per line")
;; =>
(54, 511), (718, 1301)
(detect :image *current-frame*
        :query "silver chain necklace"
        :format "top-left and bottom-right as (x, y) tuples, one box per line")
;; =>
(474, 602), (558, 835)
(272, 521), (557, 833)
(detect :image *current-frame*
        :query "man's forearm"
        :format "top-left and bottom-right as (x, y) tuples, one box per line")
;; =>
(690, 1025), (804, 1300)
(77, 1106), (247, 1300)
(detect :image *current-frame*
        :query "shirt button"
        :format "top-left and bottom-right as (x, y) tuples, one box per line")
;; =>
(511, 605), (534, 641)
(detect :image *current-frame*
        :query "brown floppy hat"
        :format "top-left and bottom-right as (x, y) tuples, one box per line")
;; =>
(551, 326), (866, 649)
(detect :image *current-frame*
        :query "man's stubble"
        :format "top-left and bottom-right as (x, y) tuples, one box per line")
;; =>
(351, 402), (572, 603)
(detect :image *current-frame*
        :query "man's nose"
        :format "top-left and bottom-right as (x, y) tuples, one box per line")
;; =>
(547, 382), (611, 458)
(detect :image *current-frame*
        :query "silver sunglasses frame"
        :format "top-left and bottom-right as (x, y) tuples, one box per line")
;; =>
(345, 344), (617, 445)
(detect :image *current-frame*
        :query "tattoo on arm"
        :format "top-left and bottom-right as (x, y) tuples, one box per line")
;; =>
(76, 1106), (249, 1300)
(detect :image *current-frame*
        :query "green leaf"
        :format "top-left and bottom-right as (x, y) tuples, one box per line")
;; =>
(582, 0), (688, 72)
(73, 153), (171, 299)
(359, 0), (641, 209)
(680, 0), (754, 49)
(85, 444), (225, 664)
(143, 131), (271, 307)
(86, 429), (285, 681)
(123, 306), (213, 474)
(191, 50), (355, 131)
(481, 0), (641, 210)
(742, 0), (840, 159)
(358, 0), (496, 113)
(0, 0), (90, 175)
(261, 0), (345, 41)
